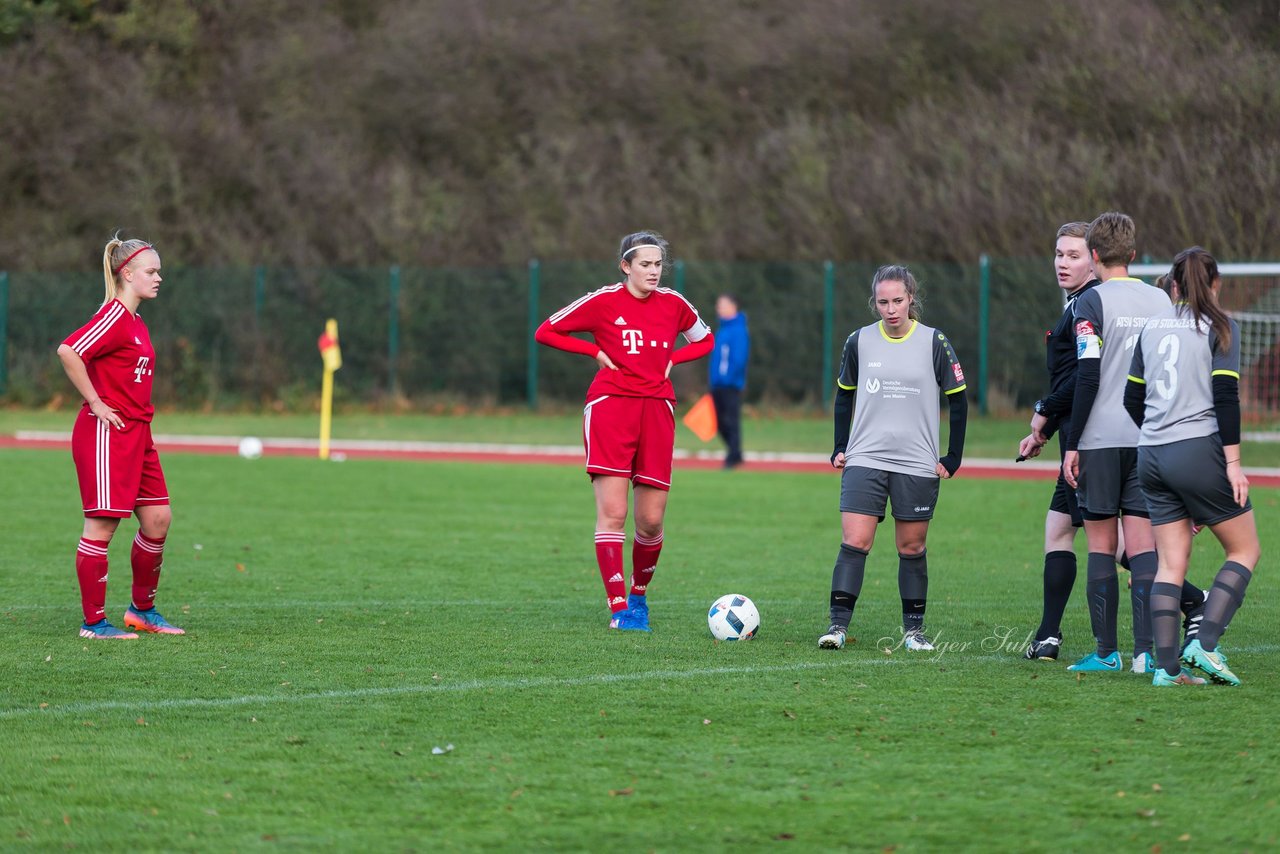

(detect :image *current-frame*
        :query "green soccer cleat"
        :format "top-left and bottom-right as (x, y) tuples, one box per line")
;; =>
(1067, 650), (1123, 672)
(1152, 667), (1207, 687)
(1181, 639), (1240, 686)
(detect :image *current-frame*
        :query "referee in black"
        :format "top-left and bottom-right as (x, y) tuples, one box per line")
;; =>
(1017, 222), (1101, 659)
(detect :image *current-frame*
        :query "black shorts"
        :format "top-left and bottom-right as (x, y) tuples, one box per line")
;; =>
(1050, 472), (1083, 527)
(1076, 447), (1148, 520)
(1138, 436), (1253, 527)
(1049, 434), (1083, 526)
(840, 465), (940, 521)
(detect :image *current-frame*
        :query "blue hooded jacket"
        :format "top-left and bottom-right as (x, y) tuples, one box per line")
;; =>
(708, 313), (749, 389)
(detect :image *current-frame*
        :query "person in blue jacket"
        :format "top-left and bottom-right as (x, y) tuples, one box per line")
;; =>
(709, 293), (750, 468)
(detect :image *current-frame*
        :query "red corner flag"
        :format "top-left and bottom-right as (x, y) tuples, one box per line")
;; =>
(681, 393), (718, 442)
(317, 319), (342, 372)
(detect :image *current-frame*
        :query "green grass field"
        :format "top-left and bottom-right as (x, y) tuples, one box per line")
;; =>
(2, 438), (1278, 851)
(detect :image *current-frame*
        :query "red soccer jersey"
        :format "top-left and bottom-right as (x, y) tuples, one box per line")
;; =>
(548, 284), (711, 401)
(62, 299), (157, 423)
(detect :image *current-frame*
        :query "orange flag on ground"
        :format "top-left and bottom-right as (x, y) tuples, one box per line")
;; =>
(681, 393), (718, 442)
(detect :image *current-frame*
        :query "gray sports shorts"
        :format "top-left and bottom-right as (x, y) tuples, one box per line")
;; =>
(840, 465), (940, 521)
(1137, 435), (1253, 527)
(1075, 446), (1148, 520)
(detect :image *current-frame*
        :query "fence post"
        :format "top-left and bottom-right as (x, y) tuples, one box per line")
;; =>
(673, 259), (685, 295)
(978, 254), (990, 416)
(0, 271), (8, 396)
(822, 260), (834, 409)
(527, 259), (540, 409)
(388, 265), (401, 396)
(254, 265), (266, 322)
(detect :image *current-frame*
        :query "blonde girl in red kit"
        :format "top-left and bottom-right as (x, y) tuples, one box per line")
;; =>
(535, 231), (714, 631)
(56, 236), (183, 639)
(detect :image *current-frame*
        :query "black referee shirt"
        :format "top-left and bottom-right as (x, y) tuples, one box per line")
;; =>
(1038, 278), (1100, 439)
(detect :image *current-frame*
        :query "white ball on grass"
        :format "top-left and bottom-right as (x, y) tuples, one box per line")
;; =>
(707, 594), (760, 641)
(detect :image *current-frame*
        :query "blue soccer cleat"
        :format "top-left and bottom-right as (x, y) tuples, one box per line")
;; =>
(608, 609), (650, 632)
(124, 605), (186, 635)
(626, 594), (649, 625)
(1152, 667), (1206, 687)
(1181, 639), (1240, 686)
(1130, 652), (1158, 674)
(1067, 650), (1123, 672)
(79, 620), (139, 640)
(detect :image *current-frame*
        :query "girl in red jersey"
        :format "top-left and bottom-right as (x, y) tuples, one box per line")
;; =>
(56, 236), (183, 639)
(535, 231), (714, 631)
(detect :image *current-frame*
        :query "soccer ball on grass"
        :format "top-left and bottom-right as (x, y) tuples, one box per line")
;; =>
(707, 594), (760, 641)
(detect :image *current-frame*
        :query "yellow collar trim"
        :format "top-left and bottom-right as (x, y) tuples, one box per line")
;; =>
(878, 319), (918, 343)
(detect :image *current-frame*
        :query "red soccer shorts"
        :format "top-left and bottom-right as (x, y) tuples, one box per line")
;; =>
(582, 395), (675, 490)
(71, 408), (169, 518)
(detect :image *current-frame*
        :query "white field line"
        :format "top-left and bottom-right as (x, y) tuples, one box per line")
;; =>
(11, 645), (1279, 721)
(7, 644), (1279, 721)
(1243, 431), (1280, 443)
(14, 430), (1280, 474)
(2, 658), (913, 719)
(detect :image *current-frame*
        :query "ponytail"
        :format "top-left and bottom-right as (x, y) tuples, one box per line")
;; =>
(102, 236), (124, 306)
(1170, 246), (1231, 354)
(101, 234), (154, 307)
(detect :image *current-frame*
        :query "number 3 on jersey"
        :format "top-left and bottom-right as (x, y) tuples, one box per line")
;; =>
(134, 355), (152, 383)
(1154, 333), (1179, 399)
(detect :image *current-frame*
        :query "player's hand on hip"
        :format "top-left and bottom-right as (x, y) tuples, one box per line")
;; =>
(595, 350), (618, 371)
(830, 451), (846, 470)
(1226, 460), (1249, 507)
(1062, 450), (1079, 489)
(935, 462), (951, 479)
(90, 399), (125, 431)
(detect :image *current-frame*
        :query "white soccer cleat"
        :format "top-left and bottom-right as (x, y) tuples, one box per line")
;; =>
(818, 625), (847, 649)
(903, 629), (935, 651)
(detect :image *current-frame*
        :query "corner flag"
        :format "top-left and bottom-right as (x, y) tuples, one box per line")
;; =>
(681, 393), (718, 442)
(318, 319), (342, 459)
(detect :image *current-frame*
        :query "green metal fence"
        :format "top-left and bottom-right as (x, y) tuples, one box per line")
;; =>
(2, 260), (1277, 416)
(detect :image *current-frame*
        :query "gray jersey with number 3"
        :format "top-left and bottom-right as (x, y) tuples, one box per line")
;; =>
(1129, 308), (1241, 446)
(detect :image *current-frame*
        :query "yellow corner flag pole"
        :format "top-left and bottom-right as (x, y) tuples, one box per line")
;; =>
(317, 319), (343, 460)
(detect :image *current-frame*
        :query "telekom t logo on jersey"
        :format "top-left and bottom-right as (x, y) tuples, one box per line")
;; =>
(134, 356), (152, 383)
(621, 329), (644, 354)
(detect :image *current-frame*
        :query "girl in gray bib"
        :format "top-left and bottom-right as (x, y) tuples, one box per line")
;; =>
(818, 265), (968, 652)
(1124, 247), (1260, 687)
